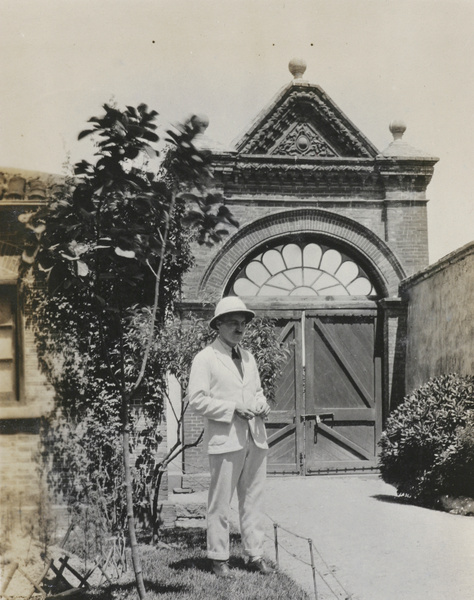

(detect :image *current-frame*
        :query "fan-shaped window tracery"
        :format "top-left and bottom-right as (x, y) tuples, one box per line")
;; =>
(229, 242), (377, 298)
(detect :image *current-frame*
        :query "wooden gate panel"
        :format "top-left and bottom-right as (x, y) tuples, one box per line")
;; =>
(311, 317), (375, 409)
(304, 312), (381, 473)
(265, 318), (303, 474)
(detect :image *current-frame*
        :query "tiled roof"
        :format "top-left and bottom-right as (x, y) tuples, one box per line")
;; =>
(0, 167), (63, 203)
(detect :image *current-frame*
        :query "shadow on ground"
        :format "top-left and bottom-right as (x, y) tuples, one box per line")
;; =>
(82, 581), (188, 599)
(372, 493), (418, 506)
(168, 540), (251, 575)
(169, 556), (211, 574)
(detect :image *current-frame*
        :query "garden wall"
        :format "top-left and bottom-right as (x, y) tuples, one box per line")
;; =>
(401, 242), (474, 393)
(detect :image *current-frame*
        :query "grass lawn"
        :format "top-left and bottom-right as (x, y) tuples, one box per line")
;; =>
(82, 527), (311, 600)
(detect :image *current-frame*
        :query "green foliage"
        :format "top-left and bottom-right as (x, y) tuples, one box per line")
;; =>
(19, 105), (235, 319)
(150, 314), (216, 390)
(40, 409), (125, 533)
(241, 316), (291, 403)
(21, 104), (168, 307)
(17, 103), (239, 562)
(378, 373), (474, 507)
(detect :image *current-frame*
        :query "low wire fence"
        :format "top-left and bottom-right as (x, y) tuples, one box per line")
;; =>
(182, 464), (353, 600)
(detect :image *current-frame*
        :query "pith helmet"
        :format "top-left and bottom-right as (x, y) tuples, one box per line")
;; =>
(209, 296), (255, 330)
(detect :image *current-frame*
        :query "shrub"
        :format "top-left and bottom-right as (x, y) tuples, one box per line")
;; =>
(241, 315), (291, 404)
(378, 373), (474, 508)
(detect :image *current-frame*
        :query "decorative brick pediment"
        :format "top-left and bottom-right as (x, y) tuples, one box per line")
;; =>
(213, 84), (438, 197)
(270, 122), (337, 157)
(234, 84), (379, 159)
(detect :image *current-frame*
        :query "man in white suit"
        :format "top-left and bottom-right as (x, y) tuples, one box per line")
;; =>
(188, 296), (273, 578)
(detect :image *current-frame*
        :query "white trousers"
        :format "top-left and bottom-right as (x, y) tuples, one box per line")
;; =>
(207, 437), (267, 561)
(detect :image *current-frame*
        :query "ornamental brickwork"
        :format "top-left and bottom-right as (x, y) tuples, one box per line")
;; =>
(181, 65), (437, 307)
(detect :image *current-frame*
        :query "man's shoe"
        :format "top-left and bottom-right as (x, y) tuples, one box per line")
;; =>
(248, 557), (274, 575)
(212, 560), (235, 579)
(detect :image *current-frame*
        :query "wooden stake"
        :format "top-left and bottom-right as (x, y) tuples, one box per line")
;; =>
(273, 523), (279, 569)
(308, 539), (318, 600)
(46, 589), (83, 599)
(58, 557), (90, 588)
(0, 562), (18, 596)
(18, 565), (48, 600)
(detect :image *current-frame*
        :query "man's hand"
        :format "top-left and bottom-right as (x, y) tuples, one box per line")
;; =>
(254, 400), (271, 419)
(234, 401), (257, 421)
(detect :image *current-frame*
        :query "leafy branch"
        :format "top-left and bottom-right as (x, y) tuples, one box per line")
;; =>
(18, 103), (238, 600)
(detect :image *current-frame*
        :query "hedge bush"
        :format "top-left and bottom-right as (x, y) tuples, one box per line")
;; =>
(378, 373), (474, 508)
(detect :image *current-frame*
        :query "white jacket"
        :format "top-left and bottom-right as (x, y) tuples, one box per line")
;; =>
(188, 338), (269, 454)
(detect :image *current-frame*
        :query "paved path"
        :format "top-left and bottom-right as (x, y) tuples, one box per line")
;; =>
(257, 475), (474, 600)
(177, 474), (474, 599)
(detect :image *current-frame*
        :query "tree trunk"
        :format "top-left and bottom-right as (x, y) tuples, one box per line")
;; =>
(122, 415), (147, 599)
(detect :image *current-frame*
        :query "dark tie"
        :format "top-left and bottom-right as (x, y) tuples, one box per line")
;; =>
(232, 347), (243, 378)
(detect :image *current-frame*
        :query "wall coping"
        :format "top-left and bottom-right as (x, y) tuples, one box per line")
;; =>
(400, 241), (474, 292)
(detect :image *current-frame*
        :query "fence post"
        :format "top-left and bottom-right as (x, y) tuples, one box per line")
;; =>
(273, 523), (279, 569)
(308, 538), (318, 600)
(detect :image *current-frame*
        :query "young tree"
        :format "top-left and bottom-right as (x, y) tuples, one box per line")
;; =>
(19, 104), (238, 599)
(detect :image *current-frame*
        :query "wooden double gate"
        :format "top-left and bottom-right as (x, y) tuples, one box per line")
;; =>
(264, 305), (383, 475)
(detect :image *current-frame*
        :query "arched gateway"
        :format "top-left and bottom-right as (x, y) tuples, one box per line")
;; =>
(194, 211), (404, 475)
(181, 60), (438, 477)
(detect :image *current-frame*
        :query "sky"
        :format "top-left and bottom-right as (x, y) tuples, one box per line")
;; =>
(1, 0), (473, 263)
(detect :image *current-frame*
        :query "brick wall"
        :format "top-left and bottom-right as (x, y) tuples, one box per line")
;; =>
(21, 325), (54, 410)
(0, 292), (53, 512)
(180, 193), (426, 484)
(401, 242), (474, 392)
(384, 201), (429, 276)
(0, 421), (43, 512)
(182, 411), (208, 486)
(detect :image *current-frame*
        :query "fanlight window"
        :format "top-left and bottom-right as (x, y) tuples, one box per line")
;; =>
(230, 242), (377, 297)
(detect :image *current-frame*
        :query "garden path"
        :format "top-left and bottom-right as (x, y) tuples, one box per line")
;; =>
(176, 474), (474, 600)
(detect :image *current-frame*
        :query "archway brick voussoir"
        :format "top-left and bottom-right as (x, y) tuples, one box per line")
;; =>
(199, 209), (405, 297)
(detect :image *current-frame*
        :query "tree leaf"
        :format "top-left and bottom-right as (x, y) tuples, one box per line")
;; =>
(115, 247), (136, 259)
(17, 212), (34, 224)
(77, 261), (89, 277)
(144, 145), (157, 159)
(21, 248), (38, 264)
(78, 129), (96, 140)
(179, 192), (201, 203)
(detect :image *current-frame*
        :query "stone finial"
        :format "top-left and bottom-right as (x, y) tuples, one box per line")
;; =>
(191, 113), (209, 134)
(190, 113), (226, 152)
(380, 119), (436, 158)
(389, 120), (407, 141)
(289, 57), (307, 79)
